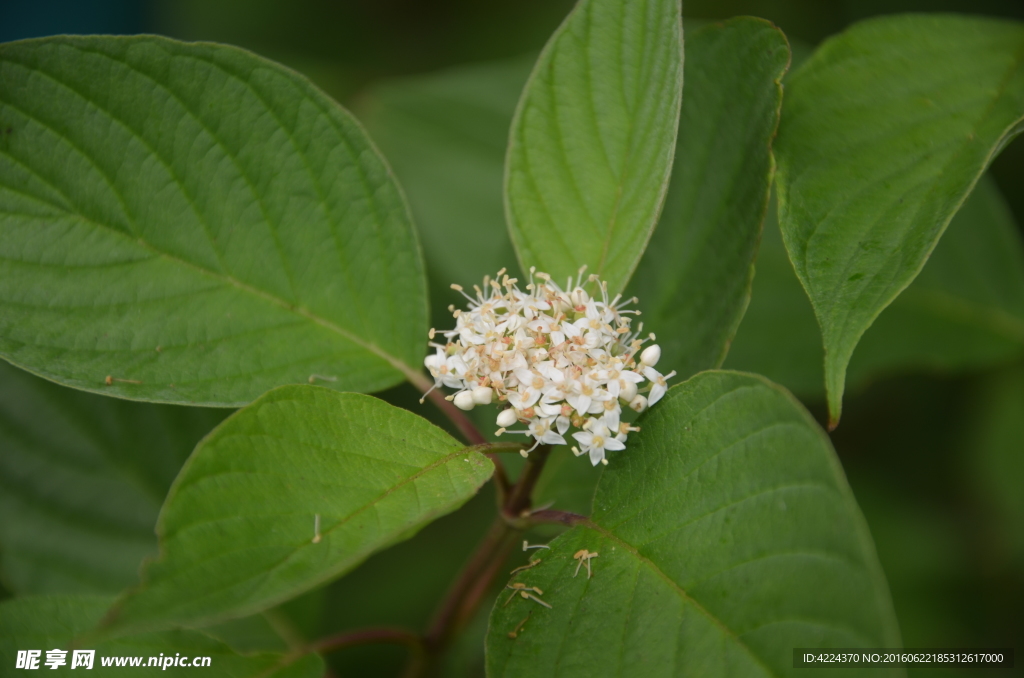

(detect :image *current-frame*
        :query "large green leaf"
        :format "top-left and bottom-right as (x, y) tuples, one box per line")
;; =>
(103, 386), (492, 634)
(505, 0), (683, 295)
(0, 595), (322, 677)
(727, 176), (1024, 399)
(774, 14), (1024, 426)
(0, 35), (427, 406)
(0, 361), (225, 595)
(627, 18), (788, 380)
(487, 372), (900, 677)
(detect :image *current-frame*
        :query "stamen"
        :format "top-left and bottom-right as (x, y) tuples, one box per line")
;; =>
(510, 559), (542, 575)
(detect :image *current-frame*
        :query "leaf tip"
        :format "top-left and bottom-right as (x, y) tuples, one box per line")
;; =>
(826, 395), (843, 431)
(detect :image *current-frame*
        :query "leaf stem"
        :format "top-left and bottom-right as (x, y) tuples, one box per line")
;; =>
(504, 445), (552, 516)
(410, 373), (487, 445)
(282, 626), (424, 678)
(463, 442), (528, 455)
(307, 626), (423, 654)
(420, 445), (554, 670)
(525, 508), (589, 527)
(423, 516), (516, 652)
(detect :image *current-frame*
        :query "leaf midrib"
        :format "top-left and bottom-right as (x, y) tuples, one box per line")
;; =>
(133, 446), (483, 628)
(790, 29), (1024, 297)
(2, 195), (418, 382)
(0, 44), (423, 387)
(576, 518), (778, 677)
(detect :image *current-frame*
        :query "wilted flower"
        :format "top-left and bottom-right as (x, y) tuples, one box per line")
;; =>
(423, 267), (675, 465)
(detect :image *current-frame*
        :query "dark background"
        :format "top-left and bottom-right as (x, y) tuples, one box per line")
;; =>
(3, 1), (1022, 676)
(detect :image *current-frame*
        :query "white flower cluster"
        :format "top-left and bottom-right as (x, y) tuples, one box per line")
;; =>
(424, 268), (675, 466)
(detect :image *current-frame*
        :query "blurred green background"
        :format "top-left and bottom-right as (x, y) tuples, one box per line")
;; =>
(2, 1), (1022, 676)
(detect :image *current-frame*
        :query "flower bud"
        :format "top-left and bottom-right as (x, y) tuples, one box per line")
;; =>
(629, 394), (648, 413)
(640, 344), (661, 367)
(424, 353), (444, 370)
(619, 380), (638, 403)
(472, 386), (494, 405)
(496, 408), (518, 427)
(453, 391), (476, 411)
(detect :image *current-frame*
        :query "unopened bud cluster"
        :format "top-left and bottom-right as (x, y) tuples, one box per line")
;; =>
(424, 268), (675, 466)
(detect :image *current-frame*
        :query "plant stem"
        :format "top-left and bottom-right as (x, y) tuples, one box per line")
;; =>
(504, 445), (552, 516)
(292, 626), (424, 677)
(307, 627), (423, 655)
(463, 441), (528, 455)
(449, 528), (519, 637)
(421, 445), (554, 670)
(526, 508), (588, 527)
(415, 377), (487, 445)
(424, 517), (513, 651)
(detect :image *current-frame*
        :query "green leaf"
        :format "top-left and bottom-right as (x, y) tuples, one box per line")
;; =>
(627, 18), (789, 380)
(487, 371), (901, 677)
(849, 178), (1024, 382)
(199, 614), (292, 654)
(0, 35), (427, 406)
(505, 0), (683, 295)
(775, 14), (1024, 426)
(104, 386), (493, 634)
(0, 361), (225, 595)
(727, 176), (1024, 399)
(0, 595), (323, 677)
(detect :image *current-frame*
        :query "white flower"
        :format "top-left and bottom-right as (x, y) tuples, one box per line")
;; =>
(566, 374), (610, 416)
(529, 417), (567, 448)
(508, 386), (541, 411)
(640, 344), (662, 367)
(643, 366), (677, 406)
(496, 408), (518, 428)
(629, 394), (648, 412)
(424, 349), (445, 372)
(439, 355), (467, 389)
(423, 267), (673, 464)
(572, 417), (625, 466)
(453, 391), (476, 411)
(555, 413), (572, 435)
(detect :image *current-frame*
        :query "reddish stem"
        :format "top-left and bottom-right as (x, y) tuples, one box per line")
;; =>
(527, 508), (588, 527)
(423, 445), (553, 661)
(308, 627), (423, 655)
(423, 386), (487, 445)
(504, 445), (552, 515)
(449, 530), (520, 634)
(424, 517), (512, 650)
